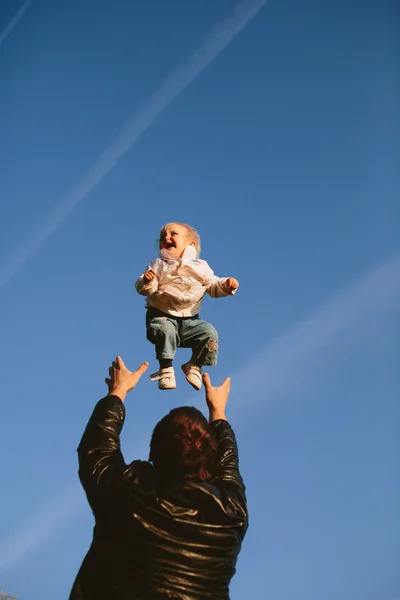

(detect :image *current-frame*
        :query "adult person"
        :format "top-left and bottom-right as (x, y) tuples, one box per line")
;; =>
(69, 356), (248, 600)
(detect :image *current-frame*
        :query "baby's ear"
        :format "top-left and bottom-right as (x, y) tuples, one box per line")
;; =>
(189, 240), (196, 246)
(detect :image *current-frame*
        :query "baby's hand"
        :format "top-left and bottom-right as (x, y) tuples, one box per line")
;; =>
(225, 277), (239, 292)
(143, 269), (156, 283)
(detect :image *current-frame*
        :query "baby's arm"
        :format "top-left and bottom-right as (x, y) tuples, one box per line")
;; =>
(135, 259), (160, 296)
(204, 263), (239, 298)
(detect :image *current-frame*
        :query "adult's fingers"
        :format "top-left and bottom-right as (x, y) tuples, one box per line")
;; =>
(135, 361), (149, 375)
(222, 377), (231, 393)
(202, 372), (212, 391)
(116, 356), (125, 369)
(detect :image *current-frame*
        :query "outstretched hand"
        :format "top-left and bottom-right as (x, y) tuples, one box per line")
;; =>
(105, 356), (149, 402)
(202, 372), (230, 422)
(225, 278), (239, 292)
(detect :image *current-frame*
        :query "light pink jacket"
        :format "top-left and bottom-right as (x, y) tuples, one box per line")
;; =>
(135, 246), (235, 317)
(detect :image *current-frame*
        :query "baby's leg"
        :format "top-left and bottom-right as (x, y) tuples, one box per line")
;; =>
(146, 311), (180, 365)
(180, 318), (218, 366)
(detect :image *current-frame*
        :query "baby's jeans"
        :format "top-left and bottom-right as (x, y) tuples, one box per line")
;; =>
(146, 308), (218, 366)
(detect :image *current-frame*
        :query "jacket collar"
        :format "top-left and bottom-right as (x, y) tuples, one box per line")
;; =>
(160, 245), (197, 261)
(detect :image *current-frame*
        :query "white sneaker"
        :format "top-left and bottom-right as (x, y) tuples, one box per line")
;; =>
(149, 366), (176, 390)
(181, 362), (202, 391)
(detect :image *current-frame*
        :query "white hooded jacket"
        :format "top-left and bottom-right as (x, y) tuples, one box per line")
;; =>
(135, 246), (235, 317)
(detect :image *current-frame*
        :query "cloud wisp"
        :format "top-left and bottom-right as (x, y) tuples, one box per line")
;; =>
(0, 0), (267, 289)
(0, 480), (84, 573)
(230, 255), (400, 404)
(0, 0), (33, 47)
(0, 255), (399, 572)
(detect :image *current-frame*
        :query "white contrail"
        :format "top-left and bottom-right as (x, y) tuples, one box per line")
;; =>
(230, 255), (400, 403)
(0, 0), (267, 289)
(0, 434), (149, 573)
(0, 0), (33, 47)
(0, 479), (85, 573)
(0, 255), (399, 572)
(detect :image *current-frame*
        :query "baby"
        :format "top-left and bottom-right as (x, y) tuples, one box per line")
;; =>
(135, 222), (239, 390)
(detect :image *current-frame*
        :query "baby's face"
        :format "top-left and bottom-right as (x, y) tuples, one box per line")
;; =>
(159, 223), (194, 258)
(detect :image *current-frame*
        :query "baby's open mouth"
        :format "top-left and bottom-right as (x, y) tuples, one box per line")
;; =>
(164, 242), (175, 249)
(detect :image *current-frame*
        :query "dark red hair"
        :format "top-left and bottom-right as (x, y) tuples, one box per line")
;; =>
(149, 407), (217, 481)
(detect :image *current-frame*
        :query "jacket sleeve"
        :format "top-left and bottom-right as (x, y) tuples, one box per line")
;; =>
(135, 258), (161, 296)
(77, 395), (127, 506)
(210, 420), (248, 533)
(203, 263), (237, 298)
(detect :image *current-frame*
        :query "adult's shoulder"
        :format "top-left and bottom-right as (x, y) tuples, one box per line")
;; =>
(123, 459), (156, 491)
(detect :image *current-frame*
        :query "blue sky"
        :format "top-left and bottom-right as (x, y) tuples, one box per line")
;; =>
(0, 0), (399, 598)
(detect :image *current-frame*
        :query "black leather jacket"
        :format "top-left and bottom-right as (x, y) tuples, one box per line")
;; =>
(69, 395), (248, 600)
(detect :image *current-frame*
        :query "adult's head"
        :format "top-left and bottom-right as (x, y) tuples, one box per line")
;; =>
(150, 406), (217, 481)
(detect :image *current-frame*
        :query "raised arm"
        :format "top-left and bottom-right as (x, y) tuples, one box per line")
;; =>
(203, 264), (239, 298)
(77, 358), (148, 507)
(203, 373), (247, 530)
(210, 419), (245, 489)
(77, 395), (126, 505)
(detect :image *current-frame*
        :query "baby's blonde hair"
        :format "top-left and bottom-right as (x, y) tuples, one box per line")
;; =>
(159, 222), (201, 257)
